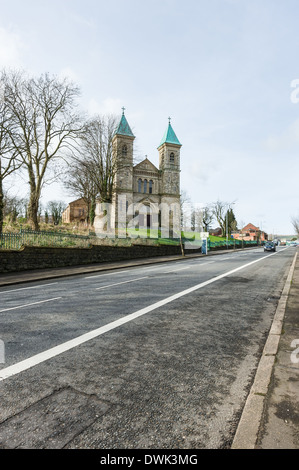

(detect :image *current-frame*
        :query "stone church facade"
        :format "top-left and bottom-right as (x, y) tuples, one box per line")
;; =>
(95, 110), (182, 237)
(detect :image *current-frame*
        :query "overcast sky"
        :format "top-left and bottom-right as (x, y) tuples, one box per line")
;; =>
(1, 0), (299, 235)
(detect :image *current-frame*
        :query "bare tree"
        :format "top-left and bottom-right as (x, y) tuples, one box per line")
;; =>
(193, 204), (214, 232)
(3, 70), (82, 230)
(3, 191), (26, 222)
(211, 200), (228, 236)
(47, 200), (67, 225)
(64, 114), (125, 225)
(291, 216), (299, 237)
(180, 189), (191, 230)
(64, 160), (97, 224)
(0, 72), (23, 233)
(81, 115), (119, 202)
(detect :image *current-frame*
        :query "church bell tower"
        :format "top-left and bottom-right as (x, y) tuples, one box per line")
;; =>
(111, 108), (135, 233)
(158, 118), (182, 236)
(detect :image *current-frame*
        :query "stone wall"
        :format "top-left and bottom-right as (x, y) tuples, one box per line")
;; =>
(0, 244), (200, 273)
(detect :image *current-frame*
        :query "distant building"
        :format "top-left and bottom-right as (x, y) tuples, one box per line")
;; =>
(232, 223), (268, 242)
(209, 227), (222, 237)
(62, 198), (88, 224)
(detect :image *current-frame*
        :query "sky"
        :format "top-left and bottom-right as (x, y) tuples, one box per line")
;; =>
(0, 0), (299, 235)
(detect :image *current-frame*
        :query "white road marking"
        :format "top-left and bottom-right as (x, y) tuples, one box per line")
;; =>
(134, 265), (173, 272)
(0, 250), (282, 382)
(96, 277), (149, 290)
(198, 261), (215, 265)
(163, 266), (191, 273)
(0, 283), (58, 294)
(0, 297), (62, 313)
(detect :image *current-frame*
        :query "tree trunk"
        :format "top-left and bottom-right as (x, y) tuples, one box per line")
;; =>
(89, 198), (96, 226)
(27, 190), (40, 231)
(180, 231), (185, 257)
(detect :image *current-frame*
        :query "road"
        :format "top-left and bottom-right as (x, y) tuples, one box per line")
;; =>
(0, 246), (295, 449)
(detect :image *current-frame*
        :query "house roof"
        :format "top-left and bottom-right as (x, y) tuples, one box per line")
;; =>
(68, 197), (87, 206)
(242, 223), (259, 231)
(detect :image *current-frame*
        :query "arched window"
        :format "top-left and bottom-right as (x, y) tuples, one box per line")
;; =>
(138, 178), (142, 193)
(144, 179), (148, 193)
(170, 152), (175, 163)
(122, 145), (127, 156)
(149, 180), (153, 194)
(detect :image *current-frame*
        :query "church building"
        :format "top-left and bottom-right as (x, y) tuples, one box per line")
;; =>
(95, 109), (182, 237)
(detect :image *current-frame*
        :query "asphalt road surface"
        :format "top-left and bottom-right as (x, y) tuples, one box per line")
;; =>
(0, 247), (295, 449)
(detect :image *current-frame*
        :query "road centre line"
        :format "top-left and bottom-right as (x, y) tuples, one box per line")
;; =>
(163, 266), (192, 273)
(197, 261), (215, 265)
(0, 250), (281, 382)
(0, 297), (62, 313)
(0, 282), (58, 294)
(96, 277), (149, 290)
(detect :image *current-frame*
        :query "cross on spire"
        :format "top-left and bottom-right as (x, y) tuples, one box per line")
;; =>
(122, 107), (126, 115)
(168, 116), (171, 124)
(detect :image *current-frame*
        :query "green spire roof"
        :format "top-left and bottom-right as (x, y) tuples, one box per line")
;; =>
(158, 119), (181, 148)
(115, 108), (134, 137)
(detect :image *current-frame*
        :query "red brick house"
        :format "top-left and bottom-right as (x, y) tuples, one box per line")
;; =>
(232, 223), (267, 242)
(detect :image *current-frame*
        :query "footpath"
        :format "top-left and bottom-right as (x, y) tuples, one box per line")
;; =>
(232, 248), (299, 449)
(0, 246), (298, 449)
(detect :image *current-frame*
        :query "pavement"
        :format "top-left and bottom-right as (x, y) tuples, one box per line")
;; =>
(0, 245), (298, 449)
(232, 247), (299, 449)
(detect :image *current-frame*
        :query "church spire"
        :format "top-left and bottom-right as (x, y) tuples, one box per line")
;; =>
(115, 108), (135, 137)
(158, 118), (181, 148)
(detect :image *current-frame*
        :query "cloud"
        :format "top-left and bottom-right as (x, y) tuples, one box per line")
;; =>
(0, 26), (24, 68)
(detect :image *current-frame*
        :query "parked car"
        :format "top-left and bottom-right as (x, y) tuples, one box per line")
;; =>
(264, 241), (276, 252)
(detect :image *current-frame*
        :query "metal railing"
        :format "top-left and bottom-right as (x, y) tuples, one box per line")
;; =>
(0, 228), (259, 251)
(0, 229), (92, 250)
(209, 239), (257, 249)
